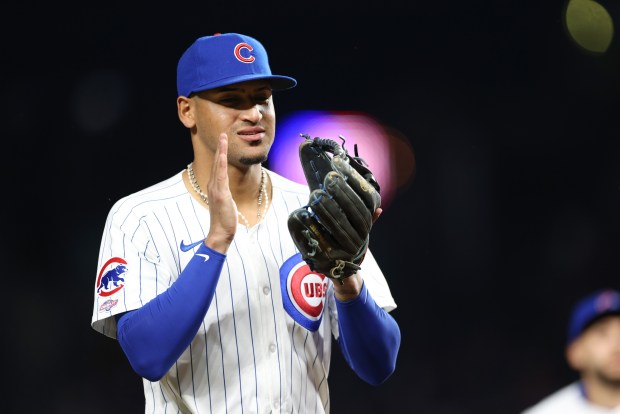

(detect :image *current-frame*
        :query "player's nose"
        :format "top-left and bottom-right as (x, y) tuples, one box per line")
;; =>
(241, 104), (263, 123)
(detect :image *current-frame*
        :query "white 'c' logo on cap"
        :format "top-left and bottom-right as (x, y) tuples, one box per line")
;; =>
(234, 43), (255, 63)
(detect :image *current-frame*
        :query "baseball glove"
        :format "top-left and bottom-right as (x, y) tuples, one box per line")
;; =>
(287, 134), (381, 284)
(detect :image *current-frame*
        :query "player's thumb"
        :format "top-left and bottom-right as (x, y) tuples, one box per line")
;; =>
(371, 208), (383, 224)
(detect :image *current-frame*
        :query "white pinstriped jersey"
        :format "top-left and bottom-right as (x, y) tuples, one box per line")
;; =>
(522, 382), (620, 414)
(91, 168), (397, 414)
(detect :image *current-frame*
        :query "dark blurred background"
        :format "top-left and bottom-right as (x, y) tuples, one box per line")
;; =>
(3, 0), (620, 413)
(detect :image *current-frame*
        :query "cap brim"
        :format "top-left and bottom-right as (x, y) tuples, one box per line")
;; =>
(268, 75), (298, 91)
(189, 74), (297, 96)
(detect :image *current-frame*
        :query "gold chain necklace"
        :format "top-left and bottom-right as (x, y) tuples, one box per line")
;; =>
(186, 162), (269, 227)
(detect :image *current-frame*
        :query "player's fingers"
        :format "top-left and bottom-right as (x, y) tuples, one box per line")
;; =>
(206, 133), (237, 241)
(212, 133), (235, 205)
(372, 207), (382, 224)
(212, 133), (229, 186)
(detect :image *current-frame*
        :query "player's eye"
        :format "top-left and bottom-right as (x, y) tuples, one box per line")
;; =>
(218, 96), (243, 107)
(253, 95), (271, 105)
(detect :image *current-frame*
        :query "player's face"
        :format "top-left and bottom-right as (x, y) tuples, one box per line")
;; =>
(571, 315), (620, 384)
(192, 80), (276, 167)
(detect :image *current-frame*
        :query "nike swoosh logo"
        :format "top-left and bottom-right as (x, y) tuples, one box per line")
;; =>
(180, 239), (204, 252)
(197, 253), (210, 262)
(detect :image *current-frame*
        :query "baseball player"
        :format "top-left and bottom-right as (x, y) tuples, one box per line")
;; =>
(91, 32), (401, 413)
(521, 289), (620, 413)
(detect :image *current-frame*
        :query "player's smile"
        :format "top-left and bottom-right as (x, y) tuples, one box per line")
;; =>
(237, 127), (266, 142)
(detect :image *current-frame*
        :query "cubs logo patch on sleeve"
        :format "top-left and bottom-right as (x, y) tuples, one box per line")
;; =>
(280, 253), (328, 332)
(96, 257), (128, 297)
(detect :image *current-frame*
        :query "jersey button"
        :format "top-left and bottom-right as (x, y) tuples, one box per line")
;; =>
(263, 286), (270, 295)
(269, 343), (276, 353)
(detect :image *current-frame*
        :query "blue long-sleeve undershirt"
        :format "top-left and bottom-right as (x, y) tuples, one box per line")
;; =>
(115, 244), (400, 385)
(115, 243), (225, 381)
(336, 282), (401, 385)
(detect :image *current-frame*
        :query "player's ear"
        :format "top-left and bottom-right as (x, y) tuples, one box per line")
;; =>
(566, 340), (585, 370)
(177, 96), (195, 128)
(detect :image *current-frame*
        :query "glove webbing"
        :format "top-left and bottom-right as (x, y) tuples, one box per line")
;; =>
(302, 134), (380, 194)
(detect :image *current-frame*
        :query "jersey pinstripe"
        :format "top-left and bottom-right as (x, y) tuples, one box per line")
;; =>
(91, 168), (397, 414)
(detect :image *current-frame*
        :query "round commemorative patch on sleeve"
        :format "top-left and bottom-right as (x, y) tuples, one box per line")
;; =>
(280, 253), (328, 332)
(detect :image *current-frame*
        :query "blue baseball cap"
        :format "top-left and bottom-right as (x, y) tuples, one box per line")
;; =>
(567, 288), (620, 344)
(176, 33), (297, 97)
